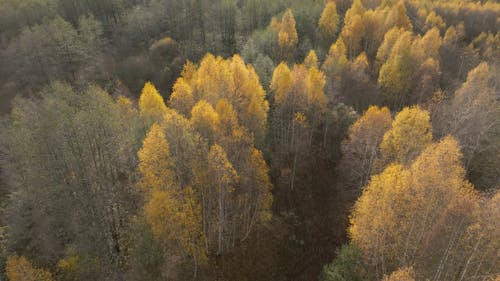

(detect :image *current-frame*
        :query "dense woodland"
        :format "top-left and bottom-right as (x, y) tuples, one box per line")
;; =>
(0, 0), (499, 280)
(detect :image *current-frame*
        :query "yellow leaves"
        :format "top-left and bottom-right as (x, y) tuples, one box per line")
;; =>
(145, 189), (173, 239)
(139, 82), (168, 121)
(377, 31), (415, 104)
(350, 135), (477, 278)
(270, 62), (293, 107)
(323, 37), (348, 78)
(278, 9), (298, 49)
(380, 106), (432, 166)
(318, 1), (339, 42)
(169, 77), (194, 117)
(385, 0), (412, 31)
(304, 50), (319, 69)
(247, 148), (273, 222)
(137, 123), (175, 191)
(424, 11), (446, 32)
(349, 164), (410, 265)
(413, 27), (442, 63)
(341, 14), (365, 58)
(170, 53), (268, 144)
(383, 267), (416, 281)
(348, 106), (392, 140)
(305, 66), (327, 113)
(344, 0), (365, 25)
(6, 255), (53, 281)
(271, 9), (298, 58)
(56, 255), (79, 274)
(190, 100), (219, 144)
(208, 144), (238, 187)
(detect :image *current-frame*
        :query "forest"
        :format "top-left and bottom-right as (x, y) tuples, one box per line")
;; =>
(0, 0), (498, 280)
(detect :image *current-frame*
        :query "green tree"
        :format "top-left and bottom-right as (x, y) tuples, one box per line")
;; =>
(318, 244), (369, 281)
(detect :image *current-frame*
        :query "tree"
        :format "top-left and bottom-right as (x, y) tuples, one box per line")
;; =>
(3, 82), (140, 277)
(137, 123), (176, 191)
(6, 255), (53, 281)
(169, 77), (194, 117)
(138, 82), (168, 122)
(437, 62), (499, 188)
(190, 100), (220, 145)
(318, 244), (369, 281)
(424, 11), (446, 32)
(383, 267), (415, 281)
(144, 187), (206, 278)
(350, 137), (480, 279)
(384, 0), (412, 31)
(170, 54), (269, 144)
(322, 38), (348, 100)
(340, 106), (392, 193)
(375, 27), (407, 72)
(272, 9), (298, 60)
(207, 144), (238, 255)
(377, 31), (415, 107)
(340, 14), (365, 59)
(318, 1), (339, 46)
(379, 106), (432, 167)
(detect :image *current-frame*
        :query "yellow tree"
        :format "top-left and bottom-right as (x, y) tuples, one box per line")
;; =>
(169, 77), (194, 117)
(170, 54), (269, 144)
(424, 11), (446, 32)
(341, 0), (366, 58)
(138, 81), (168, 121)
(138, 122), (205, 277)
(340, 106), (392, 192)
(190, 100), (220, 145)
(304, 50), (319, 69)
(144, 187), (206, 278)
(378, 31), (415, 107)
(379, 106), (432, 167)
(322, 37), (349, 100)
(341, 14), (365, 59)
(412, 27), (442, 64)
(383, 267), (415, 281)
(6, 255), (53, 281)
(273, 9), (298, 60)
(375, 27), (407, 72)
(270, 62), (293, 107)
(384, 0), (412, 31)
(349, 164), (411, 277)
(137, 123), (176, 191)
(229, 55), (269, 142)
(363, 9), (387, 60)
(318, 1), (339, 45)
(305, 61), (327, 116)
(344, 0), (365, 25)
(207, 144), (238, 255)
(350, 136), (477, 279)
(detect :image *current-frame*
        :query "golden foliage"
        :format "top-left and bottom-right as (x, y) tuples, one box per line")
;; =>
(6, 255), (53, 281)
(139, 81), (168, 121)
(318, 1), (340, 42)
(379, 106), (432, 166)
(137, 123), (175, 191)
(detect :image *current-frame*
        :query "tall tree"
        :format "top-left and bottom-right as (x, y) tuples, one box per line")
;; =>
(339, 106), (392, 193)
(138, 82), (168, 122)
(318, 1), (339, 46)
(378, 106), (432, 168)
